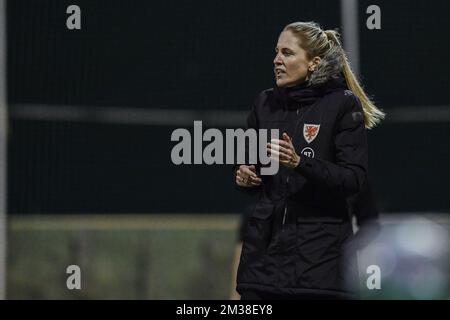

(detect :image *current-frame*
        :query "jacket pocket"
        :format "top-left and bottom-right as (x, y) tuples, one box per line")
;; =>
(295, 218), (344, 290)
(296, 217), (344, 249)
(251, 201), (275, 220)
(243, 201), (275, 252)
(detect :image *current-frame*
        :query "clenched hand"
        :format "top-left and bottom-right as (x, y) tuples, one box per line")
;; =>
(235, 165), (262, 188)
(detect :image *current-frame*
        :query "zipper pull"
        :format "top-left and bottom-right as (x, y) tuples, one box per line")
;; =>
(282, 205), (287, 230)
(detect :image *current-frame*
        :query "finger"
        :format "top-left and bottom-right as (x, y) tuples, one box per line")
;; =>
(270, 146), (292, 159)
(236, 173), (247, 182)
(267, 142), (281, 151)
(268, 142), (292, 157)
(267, 147), (278, 161)
(248, 175), (262, 184)
(273, 144), (291, 155)
(267, 143), (279, 158)
(238, 165), (254, 179)
(245, 177), (256, 186)
(283, 133), (294, 147)
(268, 148), (290, 160)
(241, 167), (258, 178)
(268, 149), (290, 161)
(248, 165), (258, 175)
(236, 177), (246, 187)
(242, 173), (254, 183)
(271, 139), (291, 149)
(238, 174), (250, 183)
(237, 176), (250, 186)
(270, 138), (283, 145)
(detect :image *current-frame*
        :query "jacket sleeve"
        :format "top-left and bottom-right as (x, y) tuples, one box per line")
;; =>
(294, 93), (368, 197)
(349, 178), (379, 225)
(232, 95), (262, 195)
(347, 178), (381, 250)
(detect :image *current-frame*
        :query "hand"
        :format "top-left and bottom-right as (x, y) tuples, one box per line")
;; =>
(235, 165), (262, 187)
(267, 132), (301, 169)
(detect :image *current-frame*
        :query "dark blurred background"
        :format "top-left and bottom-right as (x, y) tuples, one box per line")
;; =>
(2, 0), (450, 300)
(7, 0), (449, 214)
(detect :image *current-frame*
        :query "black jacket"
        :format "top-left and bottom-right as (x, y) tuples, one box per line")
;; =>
(235, 77), (378, 298)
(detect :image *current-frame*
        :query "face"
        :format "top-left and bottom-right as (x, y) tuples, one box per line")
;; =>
(274, 30), (313, 87)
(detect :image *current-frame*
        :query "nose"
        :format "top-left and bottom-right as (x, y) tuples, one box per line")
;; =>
(273, 53), (282, 66)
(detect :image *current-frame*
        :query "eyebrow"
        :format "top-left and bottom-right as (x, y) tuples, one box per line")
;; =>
(275, 46), (294, 52)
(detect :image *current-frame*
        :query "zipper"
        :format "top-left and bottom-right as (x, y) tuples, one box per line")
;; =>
(282, 105), (302, 231)
(282, 205), (287, 230)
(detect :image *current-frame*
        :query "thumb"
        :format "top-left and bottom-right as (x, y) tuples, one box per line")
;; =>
(248, 165), (258, 177)
(283, 132), (291, 142)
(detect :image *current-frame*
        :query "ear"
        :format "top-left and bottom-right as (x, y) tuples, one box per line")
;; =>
(308, 56), (322, 71)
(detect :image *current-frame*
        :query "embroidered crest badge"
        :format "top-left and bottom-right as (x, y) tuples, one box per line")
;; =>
(303, 124), (320, 144)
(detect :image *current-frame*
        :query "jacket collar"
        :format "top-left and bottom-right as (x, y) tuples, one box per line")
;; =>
(273, 75), (348, 109)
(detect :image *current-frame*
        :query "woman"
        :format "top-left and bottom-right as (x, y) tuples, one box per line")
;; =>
(234, 22), (384, 299)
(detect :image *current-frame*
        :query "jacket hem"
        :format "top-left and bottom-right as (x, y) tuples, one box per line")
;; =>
(237, 282), (356, 299)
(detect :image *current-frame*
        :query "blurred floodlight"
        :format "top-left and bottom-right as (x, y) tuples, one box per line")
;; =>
(351, 215), (450, 299)
(394, 217), (449, 259)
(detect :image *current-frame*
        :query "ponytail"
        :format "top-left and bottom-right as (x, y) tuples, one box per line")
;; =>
(325, 30), (385, 129)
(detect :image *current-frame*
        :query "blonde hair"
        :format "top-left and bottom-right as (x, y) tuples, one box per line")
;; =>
(284, 21), (385, 129)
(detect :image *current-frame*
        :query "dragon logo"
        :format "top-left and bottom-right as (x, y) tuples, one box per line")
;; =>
(303, 124), (320, 144)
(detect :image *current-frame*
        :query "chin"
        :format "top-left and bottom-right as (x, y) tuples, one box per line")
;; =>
(278, 78), (307, 88)
(276, 79), (288, 87)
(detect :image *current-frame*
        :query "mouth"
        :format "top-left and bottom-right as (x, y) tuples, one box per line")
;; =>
(274, 68), (285, 78)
